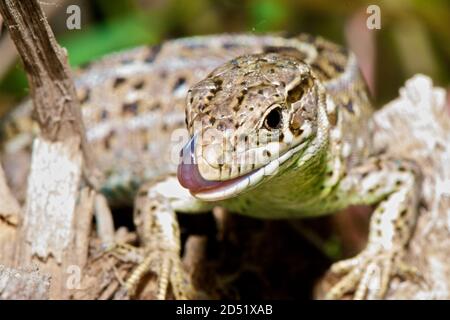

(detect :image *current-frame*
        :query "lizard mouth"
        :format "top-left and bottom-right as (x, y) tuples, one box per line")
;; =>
(177, 135), (305, 201)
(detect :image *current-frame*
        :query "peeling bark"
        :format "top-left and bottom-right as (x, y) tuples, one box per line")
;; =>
(20, 137), (82, 263)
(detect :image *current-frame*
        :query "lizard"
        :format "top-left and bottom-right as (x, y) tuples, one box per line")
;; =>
(0, 33), (421, 300)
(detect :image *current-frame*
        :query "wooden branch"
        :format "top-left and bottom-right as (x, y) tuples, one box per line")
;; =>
(0, 0), (100, 187)
(22, 137), (82, 262)
(0, 0), (70, 80)
(0, 0), (97, 299)
(0, 1), (80, 141)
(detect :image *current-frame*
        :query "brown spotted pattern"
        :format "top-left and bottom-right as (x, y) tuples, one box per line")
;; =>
(186, 53), (323, 181)
(1, 34), (422, 302)
(1, 33), (370, 199)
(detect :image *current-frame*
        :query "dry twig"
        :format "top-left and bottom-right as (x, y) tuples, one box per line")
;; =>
(0, 0), (97, 299)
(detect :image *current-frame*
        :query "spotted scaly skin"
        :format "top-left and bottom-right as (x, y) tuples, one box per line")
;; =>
(1, 34), (421, 300)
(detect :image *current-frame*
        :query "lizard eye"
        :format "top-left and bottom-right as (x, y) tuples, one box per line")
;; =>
(264, 106), (283, 130)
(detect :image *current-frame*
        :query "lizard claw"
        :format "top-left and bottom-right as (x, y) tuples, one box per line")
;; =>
(108, 178), (201, 300)
(110, 244), (194, 299)
(158, 251), (196, 300)
(325, 249), (420, 300)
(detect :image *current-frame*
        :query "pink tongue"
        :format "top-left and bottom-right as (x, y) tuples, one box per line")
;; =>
(177, 136), (226, 193)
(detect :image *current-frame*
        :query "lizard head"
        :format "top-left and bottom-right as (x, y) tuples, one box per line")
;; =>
(178, 53), (330, 201)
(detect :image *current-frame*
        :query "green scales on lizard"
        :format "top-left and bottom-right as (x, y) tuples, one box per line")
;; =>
(1, 34), (421, 300)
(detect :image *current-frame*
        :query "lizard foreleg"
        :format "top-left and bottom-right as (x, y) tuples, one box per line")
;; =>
(326, 157), (422, 299)
(113, 175), (210, 299)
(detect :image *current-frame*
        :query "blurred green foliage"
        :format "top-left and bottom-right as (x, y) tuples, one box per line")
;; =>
(0, 0), (448, 108)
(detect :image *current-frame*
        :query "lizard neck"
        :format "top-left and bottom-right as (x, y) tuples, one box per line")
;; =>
(219, 84), (335, 219)
(221, 138), (331, 219)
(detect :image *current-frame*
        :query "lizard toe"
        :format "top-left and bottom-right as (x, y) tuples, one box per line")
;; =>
(327, 249), (410, 300)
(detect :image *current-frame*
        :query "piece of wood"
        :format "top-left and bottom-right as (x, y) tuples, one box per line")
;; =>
(0, 265), (50, 299)
(21, 137), (82, 263)
(0, 0), (100, 186)
(0, 163), (20, 226)
(0, 0), (97, 299)
(0, 0), (70, 80)
(95, 194), (115, 248)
